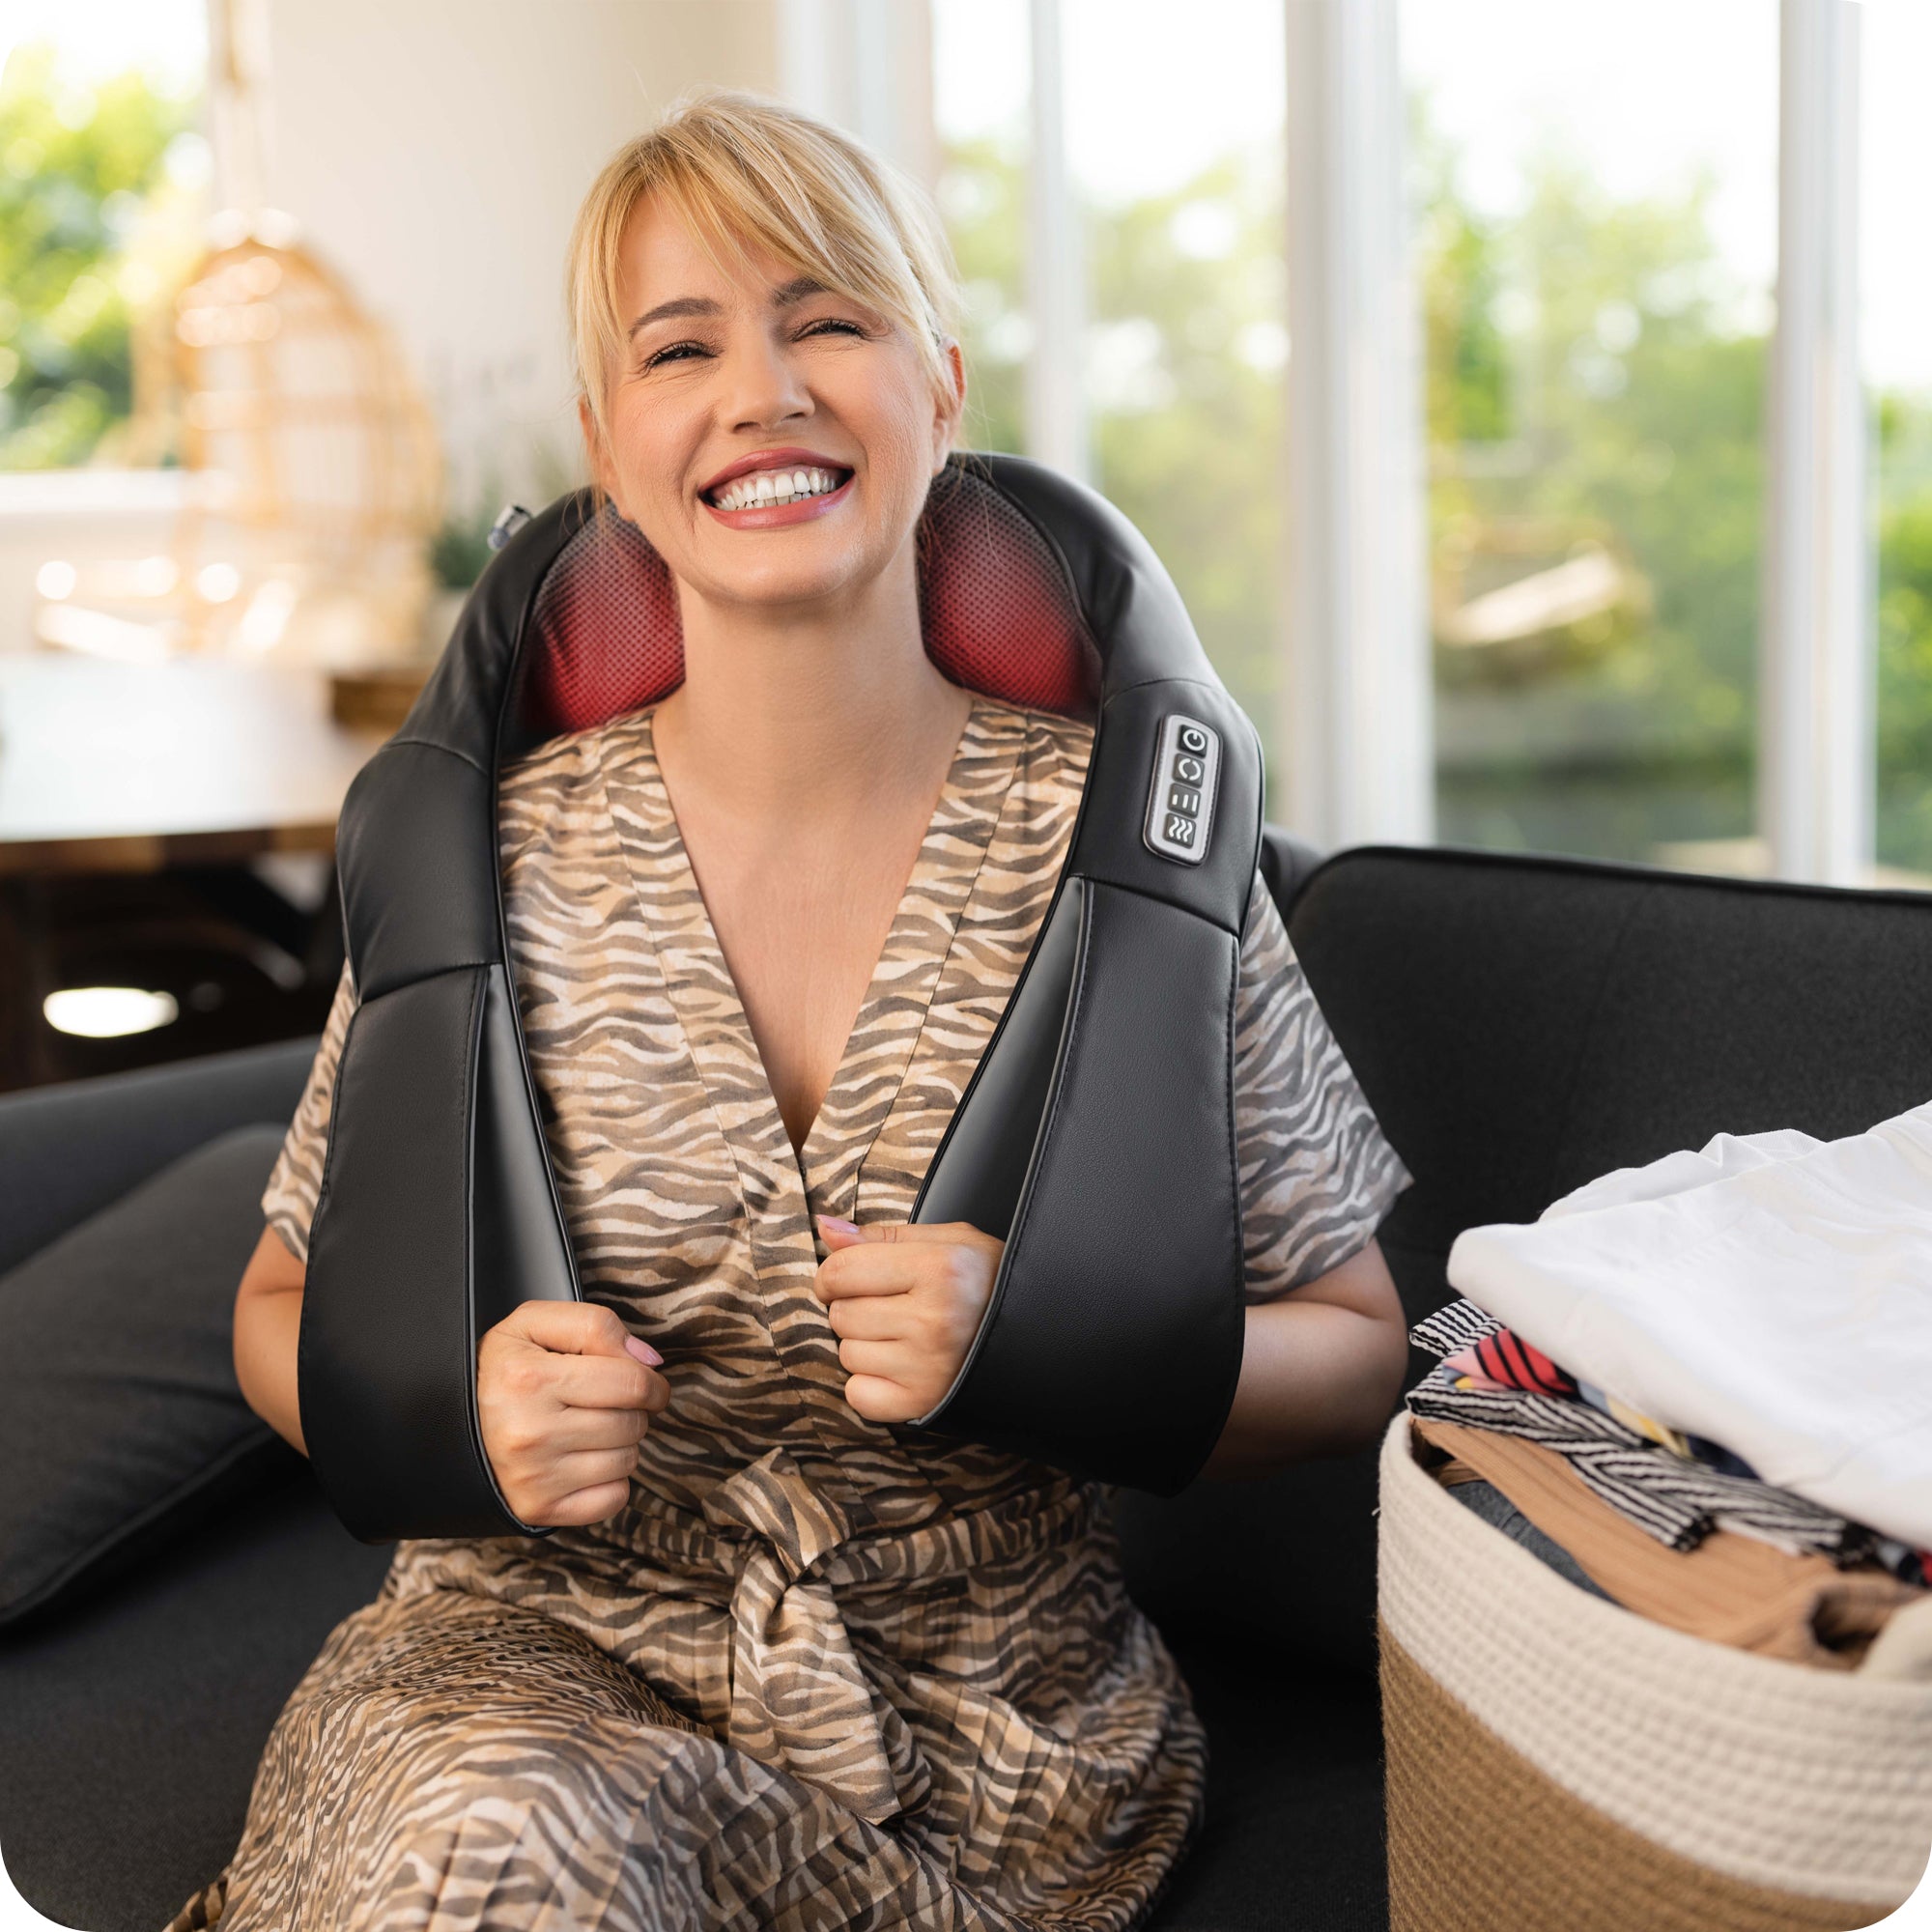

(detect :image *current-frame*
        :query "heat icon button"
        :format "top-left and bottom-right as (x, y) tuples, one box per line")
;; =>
(1143, 714), (1222, 866)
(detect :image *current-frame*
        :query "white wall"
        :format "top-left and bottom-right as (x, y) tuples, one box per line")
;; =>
(242, 2), (784, 515)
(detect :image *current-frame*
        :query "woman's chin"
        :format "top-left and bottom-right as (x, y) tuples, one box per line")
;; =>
(693, 550), (881, 616)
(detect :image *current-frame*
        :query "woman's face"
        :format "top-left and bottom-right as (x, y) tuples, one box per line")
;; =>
(586, 195), (964, 617)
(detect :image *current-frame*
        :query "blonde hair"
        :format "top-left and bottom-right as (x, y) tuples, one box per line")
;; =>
(567, 90), (962, 454)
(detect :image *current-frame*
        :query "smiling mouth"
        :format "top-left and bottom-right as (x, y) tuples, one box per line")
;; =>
(703, 463), (852, 512)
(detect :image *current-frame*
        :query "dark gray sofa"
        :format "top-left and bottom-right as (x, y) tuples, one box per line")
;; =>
(7, 839), (1932, 1932)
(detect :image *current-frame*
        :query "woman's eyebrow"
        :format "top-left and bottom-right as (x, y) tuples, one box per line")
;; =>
(771, 275), (829, 307)
(628, 296), (721, 339)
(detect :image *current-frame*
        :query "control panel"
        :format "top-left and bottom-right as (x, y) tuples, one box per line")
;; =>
(1142, 713), (1222, 866)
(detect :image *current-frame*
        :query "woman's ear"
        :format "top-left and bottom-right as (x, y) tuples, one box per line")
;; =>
(577, 394), (627, 516)
(932, 338), (967, 472)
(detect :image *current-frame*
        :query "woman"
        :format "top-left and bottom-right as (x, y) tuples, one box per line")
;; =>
(179, 91), (1409, 1932)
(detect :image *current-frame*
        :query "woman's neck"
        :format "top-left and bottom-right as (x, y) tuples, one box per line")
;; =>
(654, 553), (970, 833)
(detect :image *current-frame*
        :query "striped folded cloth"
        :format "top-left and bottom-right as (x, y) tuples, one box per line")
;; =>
(1409, 1299), (1925, 1581)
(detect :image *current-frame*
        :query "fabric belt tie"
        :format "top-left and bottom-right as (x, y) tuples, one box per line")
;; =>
(698, 1447), (921, 1824)
(681, 1449), (1096, 1826)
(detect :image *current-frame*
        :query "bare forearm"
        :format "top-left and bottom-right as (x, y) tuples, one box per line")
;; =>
(234, 1226), (308, 1456)
(1201, 1240), (1407, 1478)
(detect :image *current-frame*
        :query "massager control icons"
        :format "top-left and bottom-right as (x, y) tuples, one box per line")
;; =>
(1143, 714), (1222, 865)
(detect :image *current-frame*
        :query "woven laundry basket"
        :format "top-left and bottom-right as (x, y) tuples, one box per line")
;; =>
(1378, 1418), (1932, 1932)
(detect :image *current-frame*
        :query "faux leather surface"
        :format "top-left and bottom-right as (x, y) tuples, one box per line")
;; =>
(300, 969), (526, 1541)
(471, 964), (579, 1333)
(913, 879), (1085, 1243)
(334, 742), (501, 999)
(313, 455), (1261, 1522)
(927, 882), (1246, 1492)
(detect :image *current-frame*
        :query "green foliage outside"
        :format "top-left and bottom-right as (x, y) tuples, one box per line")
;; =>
(939, 114), (1932, 871)
(1417, 136), (1769, 860)
(0, 44), (198, 470)
(1875, 403), (1932, 870)
(13, 47), (1932, 869)
(942, 135), (1287, 786)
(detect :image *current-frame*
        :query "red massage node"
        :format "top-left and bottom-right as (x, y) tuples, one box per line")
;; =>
(523, 464), (1101, 739)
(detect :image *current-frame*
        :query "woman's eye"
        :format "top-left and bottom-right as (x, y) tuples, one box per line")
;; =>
(799, 317), (867, 340)
(642, 341), (709, 372)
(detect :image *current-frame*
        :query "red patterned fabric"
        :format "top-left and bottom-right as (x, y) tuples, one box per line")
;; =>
(523, 469), (1098, 740)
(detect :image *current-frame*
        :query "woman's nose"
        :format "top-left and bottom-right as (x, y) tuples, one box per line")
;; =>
(721, 333), (811, 434)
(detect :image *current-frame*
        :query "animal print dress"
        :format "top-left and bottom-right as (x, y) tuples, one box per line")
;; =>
(169, 693), (1406, 1932)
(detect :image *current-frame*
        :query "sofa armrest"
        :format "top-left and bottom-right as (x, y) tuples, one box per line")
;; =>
(0, 1037), (318, 1276)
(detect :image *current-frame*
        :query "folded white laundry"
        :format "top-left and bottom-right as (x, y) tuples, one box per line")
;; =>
(1446, 1108), (1932, 1549)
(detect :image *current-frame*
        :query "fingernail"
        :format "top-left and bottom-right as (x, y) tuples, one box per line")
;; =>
(623, 1336), (664, 1367)
(818, 1216), (859, 1237)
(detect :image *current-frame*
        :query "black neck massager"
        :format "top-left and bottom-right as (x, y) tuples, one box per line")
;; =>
(300, 452), (1263, 1542)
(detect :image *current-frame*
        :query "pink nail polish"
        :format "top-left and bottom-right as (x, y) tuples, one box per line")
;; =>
(623, 1336), (664, 1368)
(818, 1216), (859, 1237)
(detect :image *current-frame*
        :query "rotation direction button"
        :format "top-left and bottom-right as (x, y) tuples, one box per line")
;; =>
(1143, 713), (1222, 866)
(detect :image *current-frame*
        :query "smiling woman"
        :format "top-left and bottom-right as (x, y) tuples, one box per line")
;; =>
(187, 88), (1411, 1932)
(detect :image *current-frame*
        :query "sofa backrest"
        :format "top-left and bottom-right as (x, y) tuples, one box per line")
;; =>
(1283, 841), (1932, 1329)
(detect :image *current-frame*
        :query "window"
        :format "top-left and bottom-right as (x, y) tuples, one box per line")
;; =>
(1865, 0), (1932, 880)
(1405, 0), (1778, 867)
(0, 1), (208, 470)
(932, 0), (1289, 770)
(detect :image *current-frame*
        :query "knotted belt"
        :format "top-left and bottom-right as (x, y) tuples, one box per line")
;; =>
(615, 1449), (1104, 1824)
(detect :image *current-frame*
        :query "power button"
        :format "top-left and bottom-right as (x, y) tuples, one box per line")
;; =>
(1143, 714), (1221, 865)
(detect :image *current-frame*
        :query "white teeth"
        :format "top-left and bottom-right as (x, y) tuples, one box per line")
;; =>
(711, 465), (844, 511)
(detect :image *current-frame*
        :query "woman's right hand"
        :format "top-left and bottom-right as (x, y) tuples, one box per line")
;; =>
(476, 1301), (668, 1527)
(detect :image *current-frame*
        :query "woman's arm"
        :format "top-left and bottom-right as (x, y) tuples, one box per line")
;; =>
(1199, 1236), (1407, 1478)
(234, 1224), (309, 1454)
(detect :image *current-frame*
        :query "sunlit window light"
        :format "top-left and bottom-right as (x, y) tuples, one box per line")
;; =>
(196, 560), (242, 603)
(43, 987), (180, 1038)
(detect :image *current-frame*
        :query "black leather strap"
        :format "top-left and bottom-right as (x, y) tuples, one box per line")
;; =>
(909, 463), (1260, 1491)
(300, 458), (1260, 1539)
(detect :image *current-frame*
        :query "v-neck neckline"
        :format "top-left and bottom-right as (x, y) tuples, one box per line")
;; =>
(602, 692), (1024, 1212)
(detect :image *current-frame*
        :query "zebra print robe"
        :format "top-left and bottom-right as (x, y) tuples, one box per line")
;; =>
(169, 694), (1406, 1932)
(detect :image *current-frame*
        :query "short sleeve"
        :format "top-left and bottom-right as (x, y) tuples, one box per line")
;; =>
(261, 963), (358, 1264)
(1235, 871), (1408, 1299)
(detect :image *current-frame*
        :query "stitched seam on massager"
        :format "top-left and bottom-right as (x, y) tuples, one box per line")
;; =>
(460, 965), (542, 1536)
(381, 735), (488, 779)
(487, 547), (584, 1309)
(1378, 1420), (1932, 1900)
(968, 873), (1097, 1396)
(1195, 899), (1247, 1478)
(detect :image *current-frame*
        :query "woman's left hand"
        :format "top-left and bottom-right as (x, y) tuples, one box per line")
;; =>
(812, 1217), (1001, 1423)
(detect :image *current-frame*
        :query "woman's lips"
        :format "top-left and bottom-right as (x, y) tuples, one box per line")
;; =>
(701, 471), (855, 529)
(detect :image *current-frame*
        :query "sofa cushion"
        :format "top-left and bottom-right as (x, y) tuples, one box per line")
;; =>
(0, 1124), (297, 1628)
(0, 1468), (391, 1932)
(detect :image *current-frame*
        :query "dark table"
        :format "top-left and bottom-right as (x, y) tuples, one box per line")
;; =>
(0, 655), (377, 1086)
